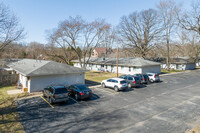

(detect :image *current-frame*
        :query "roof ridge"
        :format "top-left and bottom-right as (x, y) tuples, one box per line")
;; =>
(26, 60), (49, 75)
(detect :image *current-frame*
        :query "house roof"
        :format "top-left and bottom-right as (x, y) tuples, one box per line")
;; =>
(94, 47), (107, 55)
(72, 57), (161, 67)
(7, 59), (88, 76)
(146, 57), (196, 64)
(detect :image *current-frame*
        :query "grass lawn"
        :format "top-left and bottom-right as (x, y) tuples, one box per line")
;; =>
(0, 86), (28, 133)
(161, 69), (184, 74)
(85, 71), (122, 83)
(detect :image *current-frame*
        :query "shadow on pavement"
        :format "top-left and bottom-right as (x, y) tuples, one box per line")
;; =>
(85, 80), (101, 87)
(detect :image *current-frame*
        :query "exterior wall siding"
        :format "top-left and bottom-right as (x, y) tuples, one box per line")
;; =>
(142, 65), (161, 74)
(19, 74), (28, 88)
(28, 73), (85, 93)
(73, 62), (161, 74)
(185, 63), (196, 70)
(162, 63), (195, 70)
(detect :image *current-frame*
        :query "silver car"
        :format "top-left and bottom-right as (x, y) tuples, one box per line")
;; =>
(146, 73), (160, 83)
(42, 86), (69, 104)
(119, 75), (141, 88)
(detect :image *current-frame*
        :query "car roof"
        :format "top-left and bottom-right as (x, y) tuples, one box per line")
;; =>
(72, 84), (87, 87)
(53, 86), (66, 89)
(109, 78), (125, 81)
(146, 73), (157, 74)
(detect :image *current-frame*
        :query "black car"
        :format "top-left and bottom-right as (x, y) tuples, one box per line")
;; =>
(68, 84), (93, 100)
(42, 86), (69, 104)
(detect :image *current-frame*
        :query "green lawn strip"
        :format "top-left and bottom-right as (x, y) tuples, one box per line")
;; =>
(0, 86), (28, 133)
(85, 71), (122, 83)
(161, 69), (183, 74)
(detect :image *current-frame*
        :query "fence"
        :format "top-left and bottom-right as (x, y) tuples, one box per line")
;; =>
(0, 70), (18, 86)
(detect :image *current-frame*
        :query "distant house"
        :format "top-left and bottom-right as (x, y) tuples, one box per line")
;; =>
(7, 59), (87, 93)
(92, 47), (112, 57)
(73, 57), (161, 74)
(161, 57), (196, 70)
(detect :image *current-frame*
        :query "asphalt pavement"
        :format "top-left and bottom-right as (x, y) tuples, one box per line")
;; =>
(16, 70), (200, 133)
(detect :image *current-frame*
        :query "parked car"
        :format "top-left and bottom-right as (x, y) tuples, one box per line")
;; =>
(42, 86), (69, 104)
(142, 74), (150, 84)
(119, 75), (141, 88)
(68, 84), (93, 100)
(101, 78), (128, 91)
(134, 74), (146, 84)
(146, 73), (160, 83)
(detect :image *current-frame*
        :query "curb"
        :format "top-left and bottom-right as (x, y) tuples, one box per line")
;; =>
(88, 85), (102, 88)
(159, 70), (194, 77)
(15, 94), (42, 101)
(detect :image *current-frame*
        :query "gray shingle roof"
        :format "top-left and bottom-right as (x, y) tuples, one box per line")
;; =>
(7, 59), (87, 76)
(73, 57), (161, 67)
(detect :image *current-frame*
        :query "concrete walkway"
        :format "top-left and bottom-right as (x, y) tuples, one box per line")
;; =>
(7, 89), (23, 95)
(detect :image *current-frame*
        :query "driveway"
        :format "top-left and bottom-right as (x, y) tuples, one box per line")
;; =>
(16, 70), (200, 133)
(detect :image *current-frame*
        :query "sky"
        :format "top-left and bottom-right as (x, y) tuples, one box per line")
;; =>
(2, 0), (192, 44)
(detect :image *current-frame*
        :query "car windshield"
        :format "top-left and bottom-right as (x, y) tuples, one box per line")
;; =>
(54, 88), (67, 94)
(120, 80), (126, 84)
(76, 85), (89, 91)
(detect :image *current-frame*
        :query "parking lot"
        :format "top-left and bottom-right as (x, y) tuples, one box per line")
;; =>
(16, 70), (200, 133)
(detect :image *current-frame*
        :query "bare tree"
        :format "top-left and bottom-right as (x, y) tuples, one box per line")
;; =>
(157, 0), (181, 70)
(48, 16), (110, 67)
(178, 0), (200, 62)
(100, 28), (116, 57)
(0, 3), (24, 53)
(118, 9), (162, 58)
(26, 42), (45, 59)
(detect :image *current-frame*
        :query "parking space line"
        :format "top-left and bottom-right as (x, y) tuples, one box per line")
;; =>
(98, 87), (120, 95)
(40, 96), (54, 108)
(99, 89), (116, 95)
(69, 97), (78, 103)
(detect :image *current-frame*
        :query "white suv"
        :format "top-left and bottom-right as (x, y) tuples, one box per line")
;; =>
(101, 78), (128, 91)
(146, 73), (160, 83)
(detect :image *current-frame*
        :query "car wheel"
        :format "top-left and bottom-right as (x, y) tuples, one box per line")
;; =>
(102, 83), (106, 88)
(114, 86), (119, 92)
(128, 83), (131, 88)
(49, 98), (53, 104)
(75, 93), (79, 100)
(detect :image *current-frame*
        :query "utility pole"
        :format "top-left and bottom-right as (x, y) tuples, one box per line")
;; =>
(116, 47), (119, 77)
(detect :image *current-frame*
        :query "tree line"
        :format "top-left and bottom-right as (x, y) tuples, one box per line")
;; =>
(1, 0), (200, 70)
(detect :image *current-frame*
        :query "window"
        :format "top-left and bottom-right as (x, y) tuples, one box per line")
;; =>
(112, 80), (118, 83)
(128, 77), (133, 80)
(54, 88), (67, 94)
(101, 64), (104, 67)
(123, 76), (127, 79)
(121, 66), (124, 70)
(105, 65), (107, 69)
(76, 85), (90, 91)
(129, 67), (131, 72)
(107, 79), (112, 82)
(120, 80), (127, 84)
